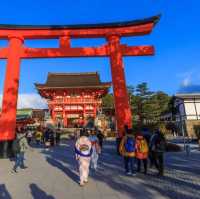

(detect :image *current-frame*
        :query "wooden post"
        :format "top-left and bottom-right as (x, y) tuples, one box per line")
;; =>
(0, 36), (23, 141)
(107, 35), (132, 137)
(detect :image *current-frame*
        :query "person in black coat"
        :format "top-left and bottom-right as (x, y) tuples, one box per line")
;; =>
(97, 130), (104, 149)
(149, 130), (166, 176)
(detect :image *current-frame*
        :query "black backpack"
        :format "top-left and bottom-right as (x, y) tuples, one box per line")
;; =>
(12, 139), (21, 154)
(155, 134), (166, 152)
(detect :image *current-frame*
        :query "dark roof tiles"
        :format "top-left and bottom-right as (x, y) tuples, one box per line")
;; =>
(35, 72), (111, 89)
(0, 15), (160, 30)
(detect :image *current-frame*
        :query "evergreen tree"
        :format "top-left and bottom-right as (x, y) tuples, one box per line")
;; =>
(102, 83), (172, 130)
(102, 93), (114, 108)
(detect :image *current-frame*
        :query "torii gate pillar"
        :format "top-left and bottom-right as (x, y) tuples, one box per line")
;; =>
(108, 35), (132, 137)
(0, 37), (23, 157)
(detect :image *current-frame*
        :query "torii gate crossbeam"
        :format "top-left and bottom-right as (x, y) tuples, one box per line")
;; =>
(0, 15), (160, 157)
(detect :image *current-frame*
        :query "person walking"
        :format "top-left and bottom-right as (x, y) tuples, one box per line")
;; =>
(12, 128), (30, 173)
(44, 128), (51, 149)
(135, 132), (149, 174)
(119, 129), (136, 176)
(35, 128), (42, 145)
(149, 130), (166, 176)
(75, 130), (92, 186)
(26, 129), (33, 145)
(55, 129), (61, 145)
(89, 129), (101, 171)
(97, 129), (104, 150)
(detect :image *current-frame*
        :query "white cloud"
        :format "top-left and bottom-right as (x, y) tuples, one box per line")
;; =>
(182, 76), (191, 87)
(0, 93), (48, 109)
(177, 71), (193, 87)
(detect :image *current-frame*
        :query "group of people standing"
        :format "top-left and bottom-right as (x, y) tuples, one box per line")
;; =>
(27, 127), (61, 147)
(12, 127), (61, 173)
(11, 124), (165, 185)
(119, 128), (166, 176)
(75, 129), (103, 186)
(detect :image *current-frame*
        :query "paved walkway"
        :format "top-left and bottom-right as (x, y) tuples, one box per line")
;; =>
(0, 139), (200, 199)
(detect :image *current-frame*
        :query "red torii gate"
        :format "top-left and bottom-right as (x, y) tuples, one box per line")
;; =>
(0, 15), (160, 153)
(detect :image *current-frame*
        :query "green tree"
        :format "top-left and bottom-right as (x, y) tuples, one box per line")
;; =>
(128, 83), (172, 127)
(136, 82), (153, 97)
(102, 94), (114, 108)
(127, 85), (135, 96)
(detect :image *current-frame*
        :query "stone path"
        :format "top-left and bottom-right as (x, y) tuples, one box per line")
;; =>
(0, 139), (200, 199)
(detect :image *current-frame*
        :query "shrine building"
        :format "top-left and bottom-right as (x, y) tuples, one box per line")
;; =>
(35, 72), (111, 127)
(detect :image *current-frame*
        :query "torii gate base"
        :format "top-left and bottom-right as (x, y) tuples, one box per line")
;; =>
(0, 16), (159, 158)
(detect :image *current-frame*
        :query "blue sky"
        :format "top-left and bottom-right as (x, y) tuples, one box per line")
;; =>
(0, 0), (200, 107)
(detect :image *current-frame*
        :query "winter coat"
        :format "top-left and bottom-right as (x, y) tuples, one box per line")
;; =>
(13, 134), (29, 154)
(119, 135), (135, 157)
(135, 135), (149, 159)
(149, 132), (166, 153)
(19, 135), (29, 152)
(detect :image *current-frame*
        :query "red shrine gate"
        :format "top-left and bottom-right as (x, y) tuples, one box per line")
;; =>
(0, 15), (160, 144)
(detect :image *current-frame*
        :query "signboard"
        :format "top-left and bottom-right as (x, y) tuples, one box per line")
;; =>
(67, 114), (80, 118)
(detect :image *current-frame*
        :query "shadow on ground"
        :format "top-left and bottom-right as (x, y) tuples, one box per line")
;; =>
(41, 139), (200, 199)
(30, 183), (55, 199)
(0, 184), (12, 199)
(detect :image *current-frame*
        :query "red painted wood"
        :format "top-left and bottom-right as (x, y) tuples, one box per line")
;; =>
(0, 37), (23, 140)
(107, 35), (132, 137)
(0, 23), (154, 39)
(46, 92), (102, 127)
(0, 19), (157, 140)
(0, 45), (154, 59)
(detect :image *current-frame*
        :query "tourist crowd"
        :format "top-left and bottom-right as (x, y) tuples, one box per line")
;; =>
(119, 127), (166, 177)
(11, 125), (166, 187)
(75, 126), (166, 186)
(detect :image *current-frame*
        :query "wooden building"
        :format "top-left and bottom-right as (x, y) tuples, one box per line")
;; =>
(35, 72), (111, 127)
(175, 93), (200, 138)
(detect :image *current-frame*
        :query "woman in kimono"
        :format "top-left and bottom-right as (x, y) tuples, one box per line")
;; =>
(75, 130), (92, 186)
(89, 129), (101, 171)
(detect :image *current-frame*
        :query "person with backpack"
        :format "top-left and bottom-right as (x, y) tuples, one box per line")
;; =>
(97, 129), (104, 149)
(149, 130), (166, 176)
(12, 128), (30, 173)
(135, 132), (149, 174)
(35, 128), (43, 145)
(89, 129), (101, 171)
(75, 130), (92, 186)
(119, 128), (136, 176)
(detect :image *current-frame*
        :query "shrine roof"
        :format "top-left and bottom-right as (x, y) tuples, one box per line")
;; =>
(175, 93), (200, 99)
(35, 72), (111, 90)
(0, 15), (160, 30)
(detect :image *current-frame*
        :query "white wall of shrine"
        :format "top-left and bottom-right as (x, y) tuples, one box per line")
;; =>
(175, 96), (200, 120)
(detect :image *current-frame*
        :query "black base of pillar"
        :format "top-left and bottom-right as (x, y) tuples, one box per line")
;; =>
(116, 137), (122, 155)
(0, 140), (14, 159)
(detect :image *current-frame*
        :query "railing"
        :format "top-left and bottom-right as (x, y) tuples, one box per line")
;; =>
(50, 98), (101, 104)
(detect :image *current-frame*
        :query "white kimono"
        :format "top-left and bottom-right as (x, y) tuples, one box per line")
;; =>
(75, 136), (92, 184)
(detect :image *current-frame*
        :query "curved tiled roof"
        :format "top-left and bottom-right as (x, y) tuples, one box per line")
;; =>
(0, 15), (160, 30)
(35, 72), (111, 89)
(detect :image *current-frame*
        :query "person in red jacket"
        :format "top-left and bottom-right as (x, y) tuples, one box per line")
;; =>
(135, 132), (149, 174)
